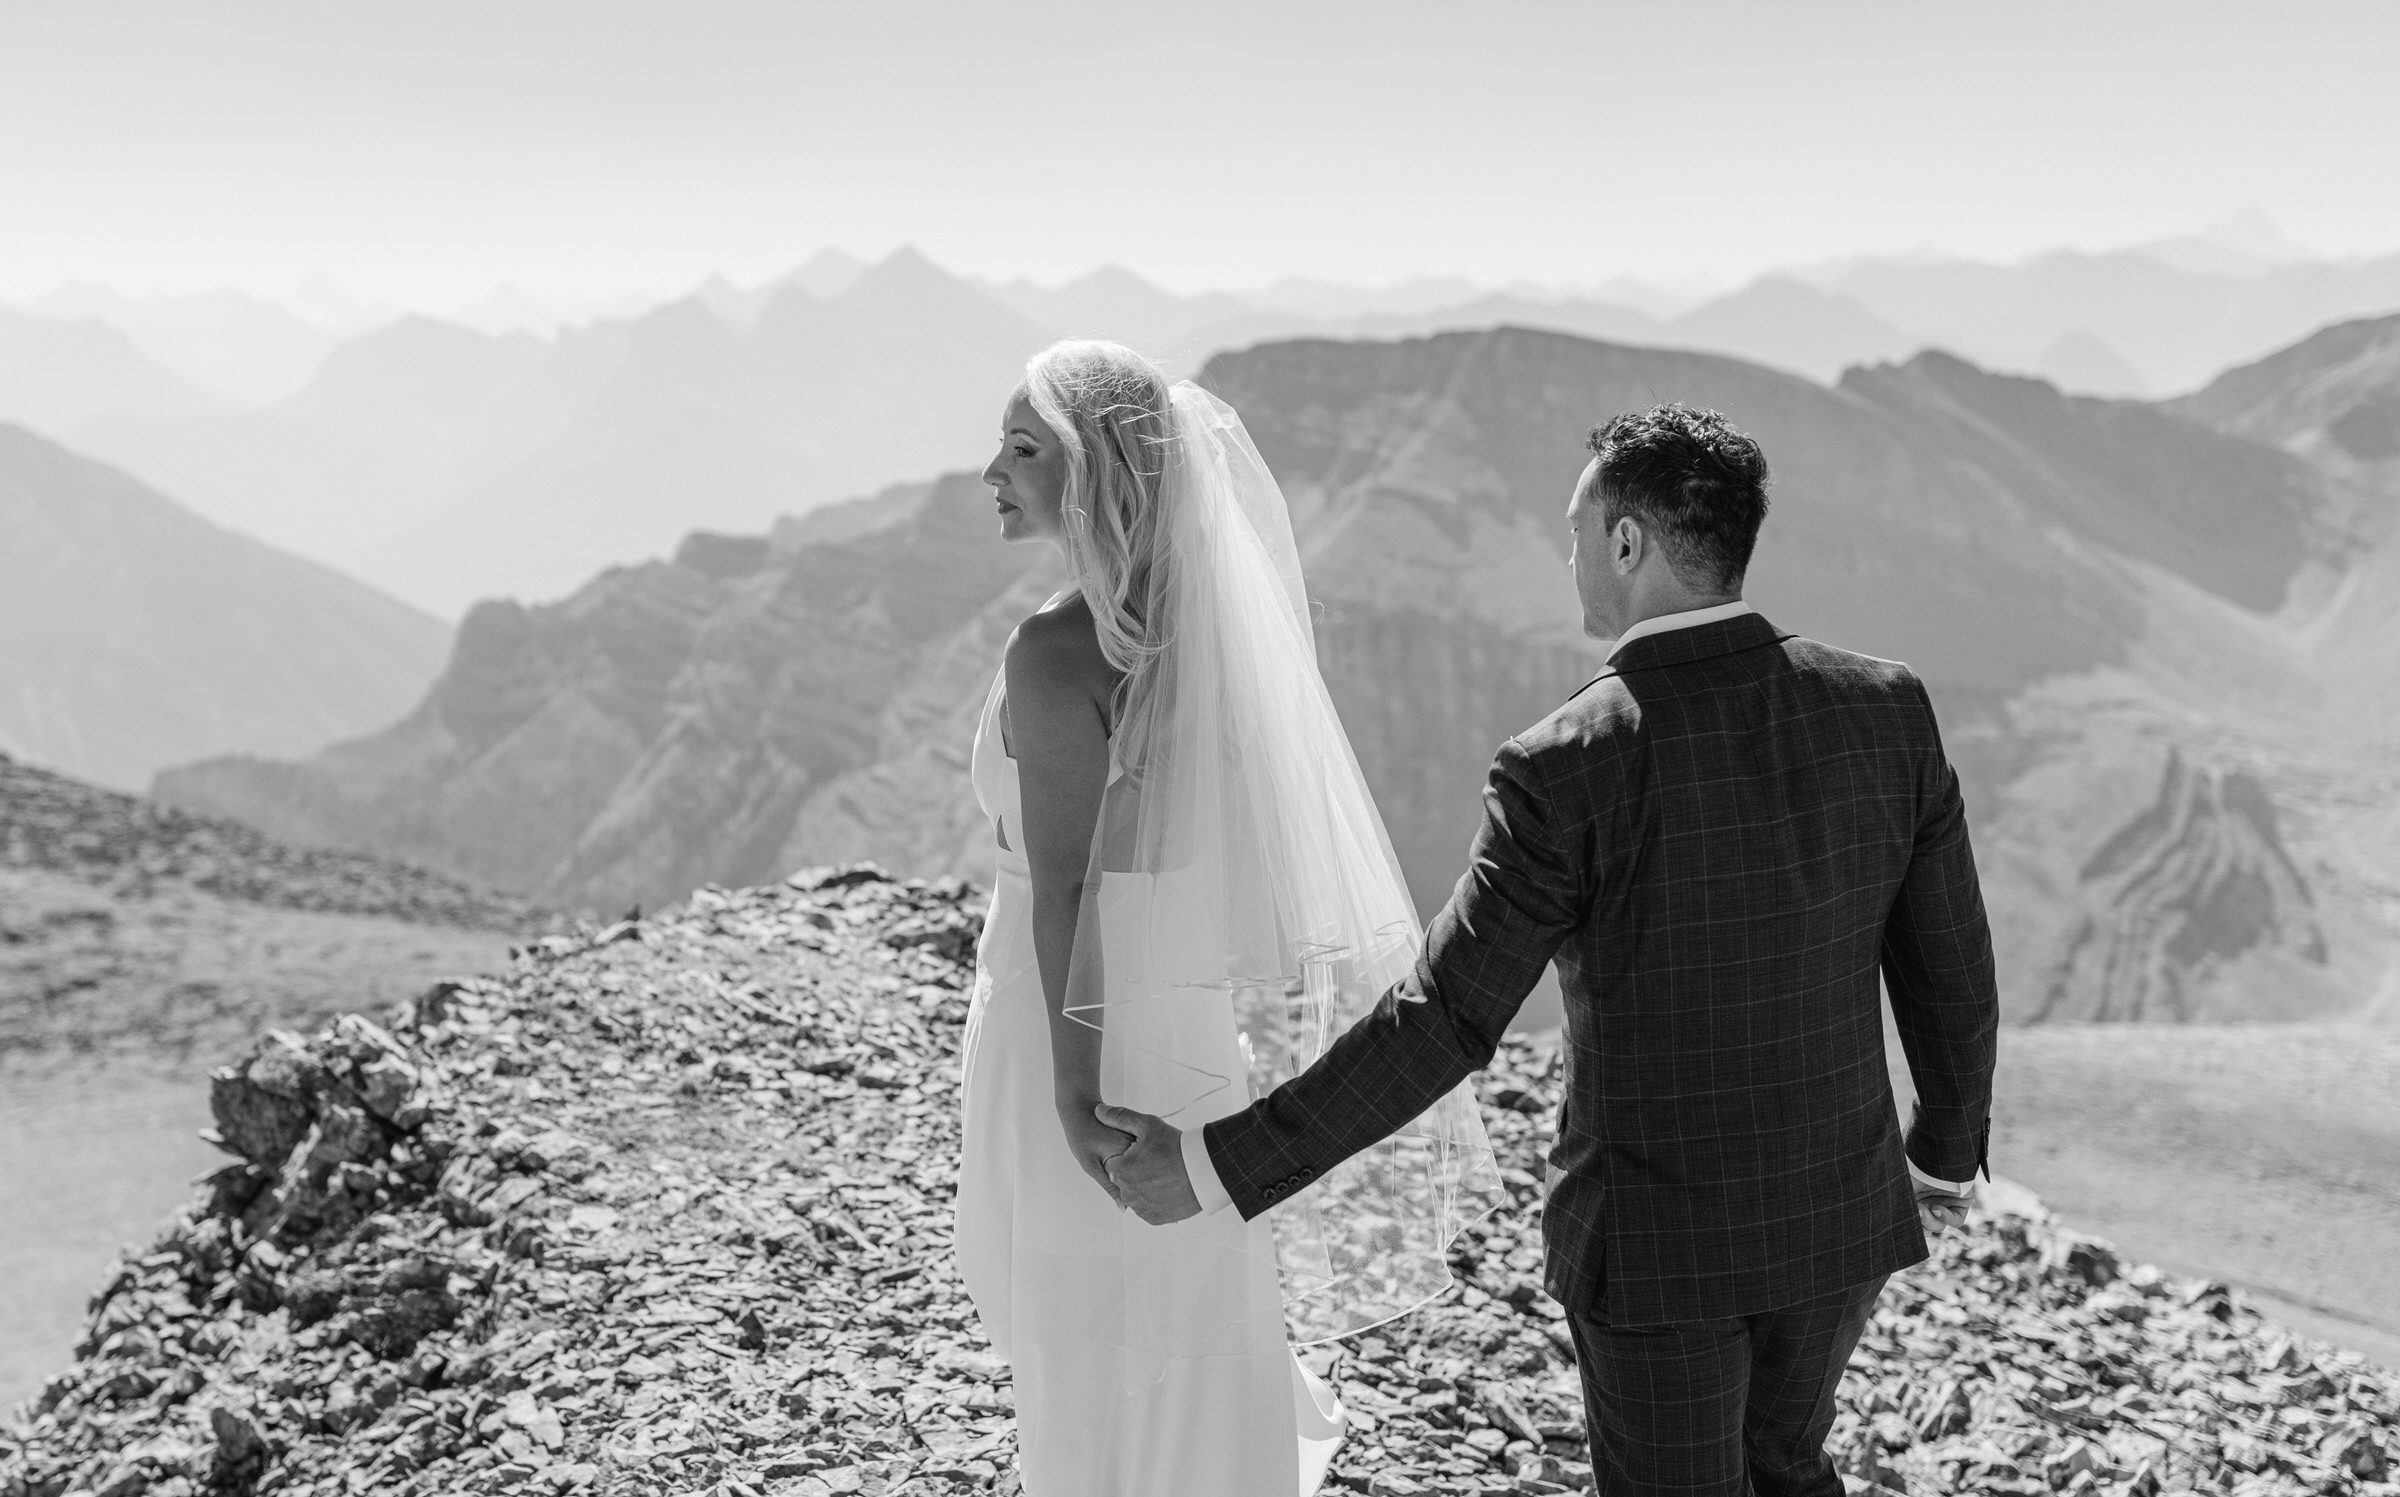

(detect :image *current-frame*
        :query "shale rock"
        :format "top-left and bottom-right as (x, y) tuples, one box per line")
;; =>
(5, 866), (2394, 1497)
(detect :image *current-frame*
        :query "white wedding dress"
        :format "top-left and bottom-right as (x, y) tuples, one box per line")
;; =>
(950, 378), (1494, 1497)
(953, 670), (1345, 1497)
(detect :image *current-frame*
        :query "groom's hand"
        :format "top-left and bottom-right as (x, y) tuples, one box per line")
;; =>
(1914, 1178), (1974, 1235)
(1093, 1105), (1201, 1225)
(1056, 1097), (1132, 1203)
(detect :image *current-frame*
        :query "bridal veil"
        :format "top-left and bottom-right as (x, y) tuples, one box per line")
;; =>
(1048, 364), (1501, 1380)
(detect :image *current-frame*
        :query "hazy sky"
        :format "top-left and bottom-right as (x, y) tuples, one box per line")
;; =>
(4, 0), (2397, 305)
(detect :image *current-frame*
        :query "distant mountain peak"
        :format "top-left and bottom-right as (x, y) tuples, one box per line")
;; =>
(789, 248), (869, 298)
(2133, 207), (2319, 279)
(2194, 206), (2314, 263)
(1063, 263), (1171, 297)
(864, 245), (947, 283)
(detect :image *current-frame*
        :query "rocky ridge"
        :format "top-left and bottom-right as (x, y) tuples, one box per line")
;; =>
(5, 867), (2395, 1497)
(1, 752), (532, 1070)
(1, 753), (528, 932)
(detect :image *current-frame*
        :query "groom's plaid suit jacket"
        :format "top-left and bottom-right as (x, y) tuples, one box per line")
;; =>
(1202, 612), (2000, 1325)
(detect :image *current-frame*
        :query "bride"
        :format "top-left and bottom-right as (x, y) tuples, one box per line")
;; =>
(951, 340), (1496, 1497)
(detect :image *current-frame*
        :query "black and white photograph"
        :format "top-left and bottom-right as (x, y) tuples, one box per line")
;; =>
(4, 3), (2398, 1494)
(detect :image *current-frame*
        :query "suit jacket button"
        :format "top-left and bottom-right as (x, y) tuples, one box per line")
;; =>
(1299, 1167), (1314, 1180)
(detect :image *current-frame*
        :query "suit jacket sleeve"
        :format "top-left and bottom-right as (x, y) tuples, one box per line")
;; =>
(1201, 735), (1584, 1219)
(1882, 676), (2002, 1183)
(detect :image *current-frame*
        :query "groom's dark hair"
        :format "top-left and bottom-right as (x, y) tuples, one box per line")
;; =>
(1586, 404), (1771, 591)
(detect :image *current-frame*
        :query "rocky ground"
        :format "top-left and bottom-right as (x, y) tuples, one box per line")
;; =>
(3, 867), (2396, 1497)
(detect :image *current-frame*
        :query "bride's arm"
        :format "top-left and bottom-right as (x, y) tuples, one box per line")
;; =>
(1004, 604), (1128, 1195)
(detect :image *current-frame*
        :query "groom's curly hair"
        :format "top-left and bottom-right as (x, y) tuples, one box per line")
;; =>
(1586, 404), (1771, 591)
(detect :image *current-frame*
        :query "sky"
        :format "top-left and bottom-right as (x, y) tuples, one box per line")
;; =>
(3, 0), (2398, 306)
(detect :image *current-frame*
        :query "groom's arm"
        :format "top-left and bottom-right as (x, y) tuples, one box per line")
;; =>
(1199, 736), (1586, 1220)
(1881, 679), (2001, 1185)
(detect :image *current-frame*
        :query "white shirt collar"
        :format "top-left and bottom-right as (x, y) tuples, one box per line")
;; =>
(1605, 600), (1755, 662)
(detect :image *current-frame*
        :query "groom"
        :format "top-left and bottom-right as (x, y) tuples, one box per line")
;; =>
(1102, 403), (1999, 1495)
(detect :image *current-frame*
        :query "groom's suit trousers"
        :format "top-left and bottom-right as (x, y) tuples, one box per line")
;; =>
(1566, 1273), (1886, 1497)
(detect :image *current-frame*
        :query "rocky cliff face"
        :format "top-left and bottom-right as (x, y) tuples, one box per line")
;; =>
(156, 326), (2400, 1027)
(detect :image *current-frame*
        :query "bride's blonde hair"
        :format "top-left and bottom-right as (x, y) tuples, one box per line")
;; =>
(1021, 339), (1177, 677)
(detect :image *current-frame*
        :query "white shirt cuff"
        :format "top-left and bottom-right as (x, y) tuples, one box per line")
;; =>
(1182, 1124), (1234, 1215)
(1908, 1157), (1973, 1195)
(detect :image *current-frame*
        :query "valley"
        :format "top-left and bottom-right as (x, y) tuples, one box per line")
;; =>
(1989, 1022), (2400, 1372)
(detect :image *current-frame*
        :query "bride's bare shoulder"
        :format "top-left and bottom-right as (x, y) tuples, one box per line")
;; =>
(1005, 594), (1113, 707)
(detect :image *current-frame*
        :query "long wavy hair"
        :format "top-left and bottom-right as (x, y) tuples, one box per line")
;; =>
(1021, 339), (1178, 682)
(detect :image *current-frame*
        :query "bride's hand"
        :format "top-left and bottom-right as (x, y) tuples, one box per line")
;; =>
(1057, 1096), (1133, 1202)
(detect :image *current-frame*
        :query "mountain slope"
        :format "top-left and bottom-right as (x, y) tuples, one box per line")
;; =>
(158, 475), (1051, 909)
(2169, 311), (2400, 492)
(0, 424), (453, 788)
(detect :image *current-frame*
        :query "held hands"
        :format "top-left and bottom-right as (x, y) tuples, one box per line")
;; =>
(1057, 1096), (1133, 1203)
(1093, 1105), (1202, 1225)
(1914, 1178), (1974, 1235)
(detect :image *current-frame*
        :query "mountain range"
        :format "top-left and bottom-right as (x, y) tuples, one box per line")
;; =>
(54, 252), (1054, 616)
(6, 226), (2396, 619)
(0, 423), (453, 789)
(153, 316), (2400, 1028)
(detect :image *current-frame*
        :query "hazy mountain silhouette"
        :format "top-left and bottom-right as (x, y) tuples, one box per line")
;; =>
(72, 251), (1055, 615)
(49, 237), (2400, 621)
(1819, 250), (2400, 395)
(694, 248), (872, 328)
(1654, 279), (1921, 382)
(153, 326), (2396, 1026)
(67, 315), (614, 574)
(2129, 207), (2320, 279)
(0, 424), (451, 789)
(980, 265), (1252, 354)
(0, 308), (229, 434)
(1242, 276), (1489, 319)
(365, 248), (1056, 612)
(24, 286), (346, 404)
